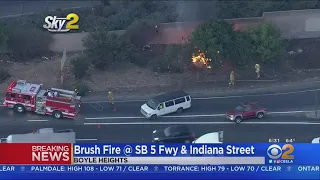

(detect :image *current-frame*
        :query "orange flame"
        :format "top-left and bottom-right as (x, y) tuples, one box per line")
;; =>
(191, 50), (212, 69)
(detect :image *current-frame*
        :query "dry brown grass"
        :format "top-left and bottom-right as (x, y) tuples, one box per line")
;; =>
(0, 54), (225, 94)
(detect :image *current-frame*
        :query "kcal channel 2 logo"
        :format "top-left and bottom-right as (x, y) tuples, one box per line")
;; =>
(267, 144), (294, 164)
(43, 13), (79, 32)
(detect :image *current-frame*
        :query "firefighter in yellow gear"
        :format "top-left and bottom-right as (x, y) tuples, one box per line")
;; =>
(255, 64), (261, 79)
(229, 71), (235, 86)
(108, 91), (114, 105)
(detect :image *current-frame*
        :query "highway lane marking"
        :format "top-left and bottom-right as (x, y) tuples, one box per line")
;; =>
(85, 114), (226, 120)
(81, 88), (320, 103)
(268, 110), (314, 114)
(83, 122), (320, 125)
(84, 110), (314, 120)
(28, 120), (49, 122)
(76, 139), (98, 141)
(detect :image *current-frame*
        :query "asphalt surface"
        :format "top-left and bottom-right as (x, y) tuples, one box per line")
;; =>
(1, 89), (316, 122)
(1, 89), (320, 143)
(0, 89), (319, 123)
(0, 123), (318, 143)
(0, 1), (99, 18)
(81, 90), (318, 118)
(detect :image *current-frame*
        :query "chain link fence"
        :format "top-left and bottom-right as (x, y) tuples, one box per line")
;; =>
(0, 1), (100, 18)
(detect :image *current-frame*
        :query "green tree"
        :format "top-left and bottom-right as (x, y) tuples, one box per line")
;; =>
(231, 31), (256, 66)
(248, 23), (284, 62)
(189, 20), (239, 65)
(71, 56), (91, 79)
(82, 31), (135, 70)
(190, 20), (258, 66)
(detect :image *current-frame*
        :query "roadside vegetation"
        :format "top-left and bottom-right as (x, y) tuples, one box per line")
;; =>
(0, 0), (319, 92)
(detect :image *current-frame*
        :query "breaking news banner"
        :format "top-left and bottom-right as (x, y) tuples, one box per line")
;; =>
(0, 144), (320, 179)
(1, 165), (320, 179)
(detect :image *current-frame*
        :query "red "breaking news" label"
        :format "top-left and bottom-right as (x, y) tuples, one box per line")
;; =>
(0, 144), (72, 164)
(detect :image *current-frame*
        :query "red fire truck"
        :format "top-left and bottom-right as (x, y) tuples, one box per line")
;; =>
(3, 80), (81, 119)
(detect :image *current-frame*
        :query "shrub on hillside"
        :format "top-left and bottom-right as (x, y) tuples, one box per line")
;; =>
(7, 27), (53, 60)
(151, 44), (193, 73)
(0, 68), (11, 83)
(82, 31), (135, 70)
(71, 56), (91, 80)
(124, 19), (157, 48)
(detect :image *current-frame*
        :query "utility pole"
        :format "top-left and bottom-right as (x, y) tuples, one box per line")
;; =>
(316, 89), (319, 119)
(61, 48), (67, 85)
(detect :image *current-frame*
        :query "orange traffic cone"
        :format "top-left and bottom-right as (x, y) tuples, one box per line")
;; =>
(113, 106), (117, 112)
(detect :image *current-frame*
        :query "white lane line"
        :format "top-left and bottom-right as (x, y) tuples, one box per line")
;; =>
(85, 114), (226, 120)
(84, 110), (312, 120)
(166, 114), (225, 118)
(82, 88), (320, 103)
(85, 116), (144, 120)
(76, 139), (98, 141)
(268, 110), (313, 114)
(84, 121), (320, 125)
(28, 120), (49, 122)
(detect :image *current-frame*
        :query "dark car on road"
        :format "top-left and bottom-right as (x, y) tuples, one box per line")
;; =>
(152, 125), (195, 143)
(226, 102), (267, 124)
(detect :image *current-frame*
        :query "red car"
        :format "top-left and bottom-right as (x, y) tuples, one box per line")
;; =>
(226, 102), (267, 124)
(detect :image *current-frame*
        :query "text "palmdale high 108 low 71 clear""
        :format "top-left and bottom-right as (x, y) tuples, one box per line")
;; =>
(43, 13), (79, 32)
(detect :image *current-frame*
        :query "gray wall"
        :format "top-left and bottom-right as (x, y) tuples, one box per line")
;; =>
(263, 9), (320, 39)
(4, 9), (320, 53)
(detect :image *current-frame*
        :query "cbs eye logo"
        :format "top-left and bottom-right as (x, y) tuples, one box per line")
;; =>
(267, 144), (294, 159)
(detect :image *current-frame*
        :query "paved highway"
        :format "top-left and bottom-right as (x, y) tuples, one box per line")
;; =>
(0, 89), (318, 123)
(0, 122), (318, 143)
(81, 90), (317, 118)
(0, 89), (319, 143)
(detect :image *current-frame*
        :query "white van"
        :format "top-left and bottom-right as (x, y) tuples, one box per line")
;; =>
(312, 137), (320, 143)
(193, 131), (224, 144)
(140, 90), (191, 119)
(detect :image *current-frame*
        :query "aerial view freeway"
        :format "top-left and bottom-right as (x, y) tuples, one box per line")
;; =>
(0, 79), (319, 144)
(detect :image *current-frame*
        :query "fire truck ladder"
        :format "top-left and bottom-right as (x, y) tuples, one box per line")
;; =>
(50, 88), (77, 100)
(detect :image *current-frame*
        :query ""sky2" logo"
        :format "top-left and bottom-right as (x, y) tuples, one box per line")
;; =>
(43, 13), (79, 33)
